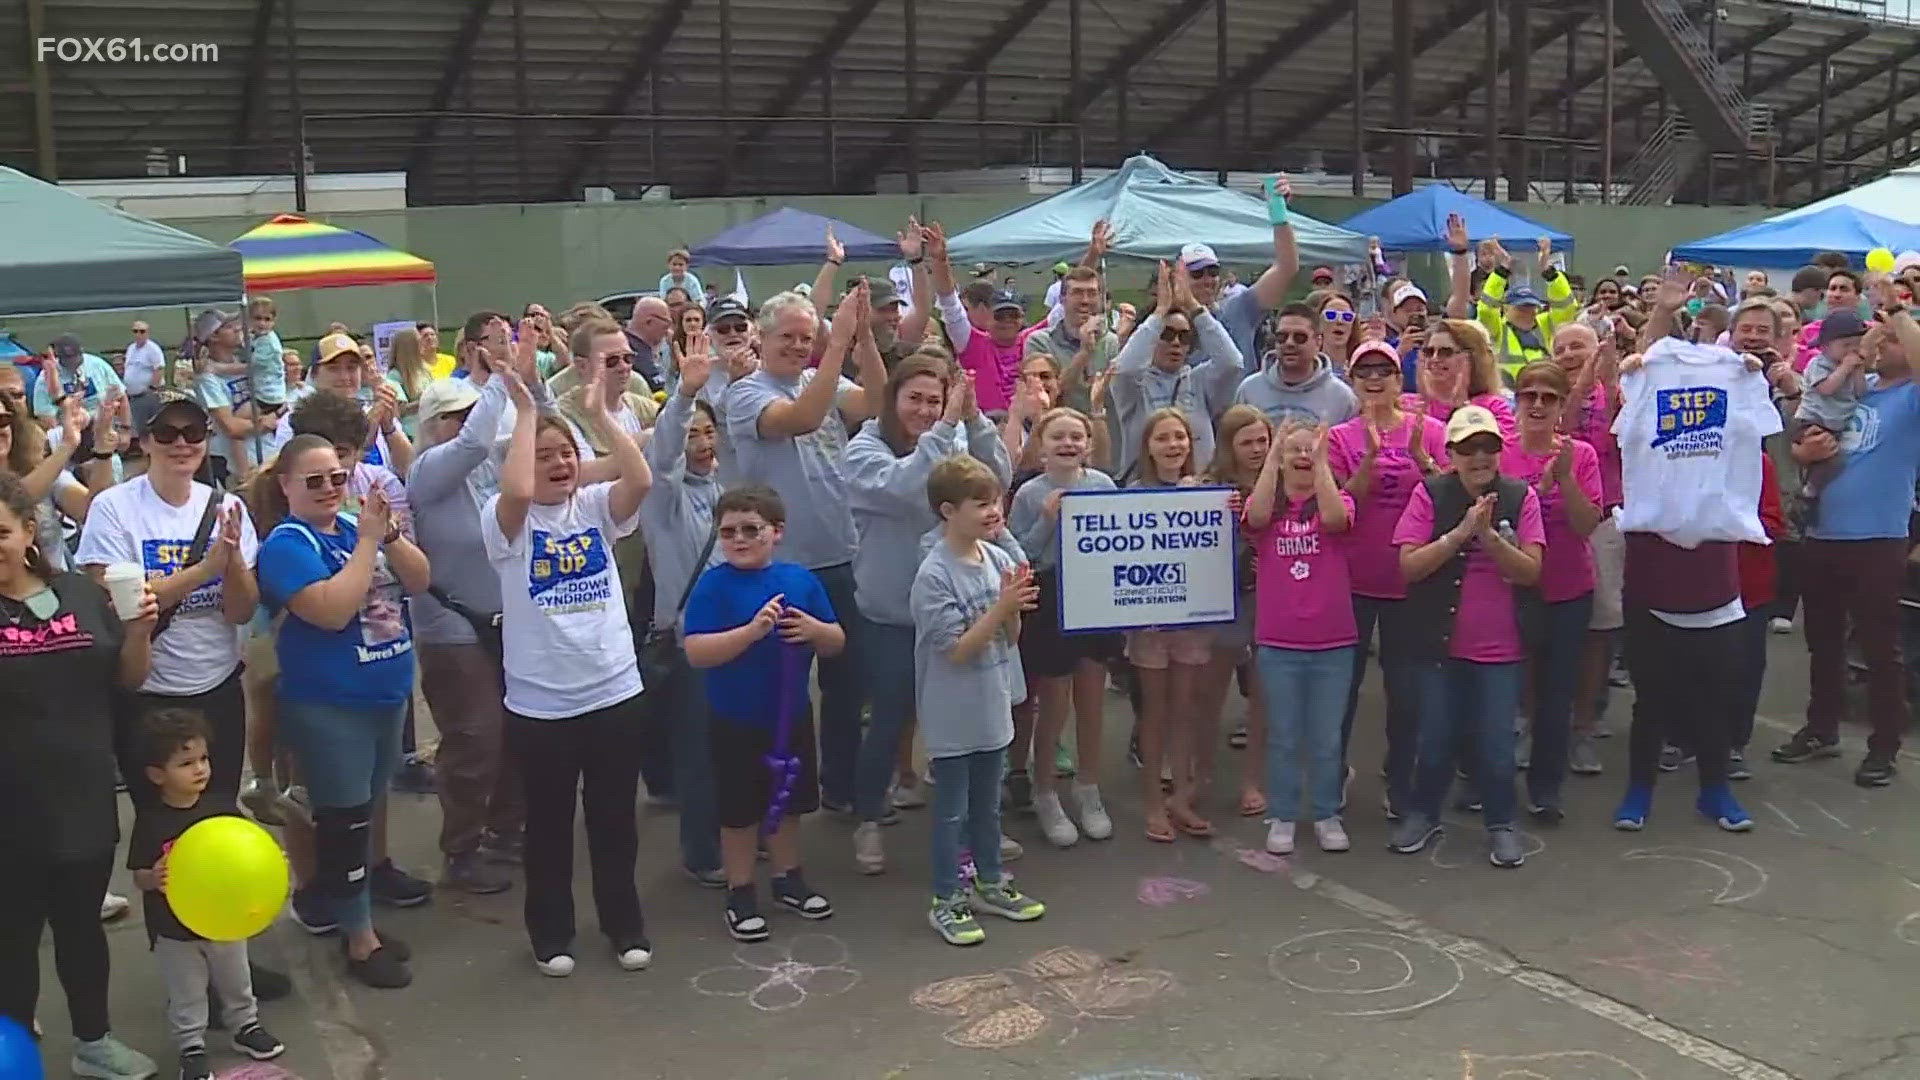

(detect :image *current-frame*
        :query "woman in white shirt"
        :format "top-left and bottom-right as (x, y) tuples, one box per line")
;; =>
(483, 370), (654, 979)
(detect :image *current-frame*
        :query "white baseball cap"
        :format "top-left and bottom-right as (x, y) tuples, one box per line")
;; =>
(1178, 242), (1220, 270)
(1388, 283), (1429, 310)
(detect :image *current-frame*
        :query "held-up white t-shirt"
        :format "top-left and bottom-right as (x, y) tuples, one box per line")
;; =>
(480, 482), (644, 720)
(1612, 339), (1781, 549)
(73, 477), (259, 695)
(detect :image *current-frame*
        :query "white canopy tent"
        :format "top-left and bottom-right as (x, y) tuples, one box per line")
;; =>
(1771, 166), (1920, 226)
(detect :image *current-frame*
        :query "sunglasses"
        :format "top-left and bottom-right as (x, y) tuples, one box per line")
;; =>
(602, 352), (635, 368)
(1188, 266), (1221, 279)
(1322, 310), (1356, 324)
(148, 424), (209, 445)
(1516, 388), (1563, 406)
(1351, 364), (1398, 380)
(1276, 330), (1313, 345)
(713, 318), (749, 334)
(1159, 326), (1195, 344)
(1452, 438), (1502, 457)
(719, 523), (768, 541)
(300, 470), (351, 492)
(1423, 344), (1461, 360)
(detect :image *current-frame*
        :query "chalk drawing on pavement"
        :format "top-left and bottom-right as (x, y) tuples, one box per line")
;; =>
(1459, 1049), (1649, 1079)
(1619, 846), (1768, 905)
(912, 946), (1177, 1050)
(690, 933), (860, 1013)
(1136, 876), (1210, 907)
(1267, 929), (1464, 1017)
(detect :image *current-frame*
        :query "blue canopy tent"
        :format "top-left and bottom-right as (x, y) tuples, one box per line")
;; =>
(946, 154), (1368, 267)
(688, 207), (897, 267)
(1670, 205), (1920, 269)
(1337, 185), (1572, 253)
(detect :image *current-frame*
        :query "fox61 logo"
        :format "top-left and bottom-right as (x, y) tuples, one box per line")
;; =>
(1112, 562), (1185, 589)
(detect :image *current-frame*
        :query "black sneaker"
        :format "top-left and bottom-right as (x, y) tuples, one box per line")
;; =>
(1658, 745), (1695, 772)
(231, 1022), (285, 1061)
(771, 871), (833, 919)
(248, 961), (291, 1003)
(725, 885), (770, 942)
(1771, 727), (1841, 764)
(442, 851), (513, 895)
(371, 930), (411, 962)
(479, 829), (524, 865)
(370, 860), (433, 908)
(1855, 749), (1898, 787)
(179, 1048), (212, 1080)
(343, 941), (412, 989)
(1726, 749), (1753, 781)
(1528, 802), (1565, 826)
(289, 886), (338, 935)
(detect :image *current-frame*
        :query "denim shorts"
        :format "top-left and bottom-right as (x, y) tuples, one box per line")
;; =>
(276, 697), (406, 809)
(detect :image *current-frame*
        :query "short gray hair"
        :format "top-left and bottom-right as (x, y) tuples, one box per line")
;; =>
(758, 290), (818, 336)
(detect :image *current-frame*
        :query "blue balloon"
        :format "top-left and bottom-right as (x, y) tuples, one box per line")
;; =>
(0, 1016), (42, 1080)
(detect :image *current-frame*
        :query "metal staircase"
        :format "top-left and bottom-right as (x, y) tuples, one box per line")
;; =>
(1619, 0), (1769, 154)
(1621, 115), (1705, 205)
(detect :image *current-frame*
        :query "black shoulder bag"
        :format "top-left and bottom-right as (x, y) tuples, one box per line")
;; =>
(427, 585), (503, 661)
(150, 491), (225, 638)
(638, 527), (718, 689)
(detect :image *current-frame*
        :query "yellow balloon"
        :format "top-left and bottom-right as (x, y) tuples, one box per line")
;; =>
(1867, 248), (1896, 273)
(166, 817), (291, 942)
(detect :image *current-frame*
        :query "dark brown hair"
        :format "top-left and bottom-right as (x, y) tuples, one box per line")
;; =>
(0, 470), (53, 580)
(290, 388), (370, 451)
(139, 707), (212, 769)
(878, 354), (953, 456)
(1514, 359), (1571, 396)
(716, 483), (786, 527)
(245, 434), (335, 533)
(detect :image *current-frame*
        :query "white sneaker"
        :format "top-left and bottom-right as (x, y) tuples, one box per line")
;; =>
(1265, 820), (1296, 855)
(535, 953), (576, 978)
(1314, 817), (1351, 852)
(1072, 783), (1113, 840)
(1769, 617), (1793, 634)
(1034, 790), (1079, 847)
(99, 891), (130, 922)
(615, 945), (653, 971)
(853, 821), (885, 875)
(998, 833), (1024, 862)
(889, 776), (928, 809)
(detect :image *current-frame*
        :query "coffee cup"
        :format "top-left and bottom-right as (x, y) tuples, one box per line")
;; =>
(102, 563), (146, 621)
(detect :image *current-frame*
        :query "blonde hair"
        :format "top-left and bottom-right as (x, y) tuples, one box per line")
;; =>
(1134, 407), (1197, 485)
(1030, 405), (1094, 448)
(247, 296), (277, 318)
(387, 327), (429, 400)
(1206, 404), (1271, 490)
(1436, 318), (1502, 398)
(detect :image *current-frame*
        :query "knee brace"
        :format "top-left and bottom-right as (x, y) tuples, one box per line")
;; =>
(311, 802), (374, 900)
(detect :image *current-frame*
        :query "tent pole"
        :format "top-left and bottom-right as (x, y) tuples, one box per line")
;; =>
(282, 0), (308, 212)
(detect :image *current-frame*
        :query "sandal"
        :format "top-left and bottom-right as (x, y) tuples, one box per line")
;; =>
(1168, 803), (1215, 838)
(1238, 788), (1268, 817)
(1144, 811), (1176, 843)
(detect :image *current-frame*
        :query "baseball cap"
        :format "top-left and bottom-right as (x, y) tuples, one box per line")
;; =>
(868, 277), (904, 308)
(1817, 310), (1868, 345)
(417, 378), (482, 422)
(138, 390), (210, 436)
(1505, 287), (1545, 309)
(1445, 404), (1505, 446)
(1896, 251), (1920, 275)
(1051, 261), (1071, 276)
(706, 296), (750, 324)
(1178, 242), (1220, 270)
(1612, 265), (1631, 277)
(50, 333), (82, 360)
(1310, 266), (1336, 284)
(316, 331), (360, 365)
(1388, 283), (1428, 310)
(1347, 341), (1400, 374)
(990, 289), (1025, 314)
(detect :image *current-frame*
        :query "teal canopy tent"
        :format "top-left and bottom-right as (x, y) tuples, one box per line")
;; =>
(946, 155), (1369, 268)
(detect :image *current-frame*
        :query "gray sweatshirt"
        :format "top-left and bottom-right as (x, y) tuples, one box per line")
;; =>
(639, 392), (722, 632)
(845, 415), (1011, 628)
(1109, 311), (1244, 481)
(1233, 354), (1359, 428)
(911, 538), (1022, 759)
(405, 373), (513, 645)
(1009, 466), (1117, 572)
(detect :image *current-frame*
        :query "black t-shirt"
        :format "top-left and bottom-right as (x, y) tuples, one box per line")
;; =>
(0, 572), (126, 862)
(126, 795), (238, 942)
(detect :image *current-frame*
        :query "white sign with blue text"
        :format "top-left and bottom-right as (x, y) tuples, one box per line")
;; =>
(1057, 486), (1236, 633)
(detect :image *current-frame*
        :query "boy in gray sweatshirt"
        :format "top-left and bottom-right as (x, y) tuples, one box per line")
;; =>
(914, 457), (1048, 945)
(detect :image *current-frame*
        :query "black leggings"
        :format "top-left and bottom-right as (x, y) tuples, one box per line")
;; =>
(1624, 608), (1738, 788)
(118, 664), (247, 809)
(0, 852), (114, 1041)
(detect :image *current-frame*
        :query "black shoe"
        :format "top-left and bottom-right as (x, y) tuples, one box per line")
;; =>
(344, 941), (412, 989)
(725, 886), (770, 942)
(373, 930), (412, 962)
(179, 1048), (212, 1080)
(1855, 749), (1898, 787)
(1658, 745), (1695, 773)
(247, 961), (291, 1003)
(1726, 749), (1753, 781)
(370, 860), (433, 908)
(1771, 727), (1841, 764)
(230, 1022), (285, 1061)
(391, 756), (437, 795)
(479, 829), (524, 865)
(289, 886), (338, 935)
(772, 871), (833, 919)
(443, 851), (513, 895)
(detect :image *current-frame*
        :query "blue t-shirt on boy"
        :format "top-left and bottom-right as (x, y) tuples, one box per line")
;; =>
(1808, 379), (1920, 542)
(683, 560), (835, 729)
(257, 514), (415, 708)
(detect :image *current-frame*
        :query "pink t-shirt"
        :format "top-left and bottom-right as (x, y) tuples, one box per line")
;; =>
(1247, 491), (1359, 650)
(1500, 437), (1602, 603)
(1391, 482), (1547, 663)
(1562, 380), (1622, 507)
(957, 325), (1024, 413)
(1327, 414), (1451, 599)
(1403, 391), (1518, 442)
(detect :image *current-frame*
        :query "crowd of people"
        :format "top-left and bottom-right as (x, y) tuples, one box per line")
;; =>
(3, 177), (1917, 1080)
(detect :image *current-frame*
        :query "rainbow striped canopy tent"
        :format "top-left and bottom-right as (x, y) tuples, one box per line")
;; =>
(229, 214), (435, 293)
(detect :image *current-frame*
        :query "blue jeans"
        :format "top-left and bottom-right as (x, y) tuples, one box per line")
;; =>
(1527, 593), (1594, 809)
(1259, 646), (1356, 823)
(1341, 595), (1418, 812)
(660, 647), (720, 874)
(278, 697), (405, 932)
(813, 563), (864, 808)
(928, 749), (1006, 899)
(854, 618), (917, 823)
(1410, 659), (1522, 829)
